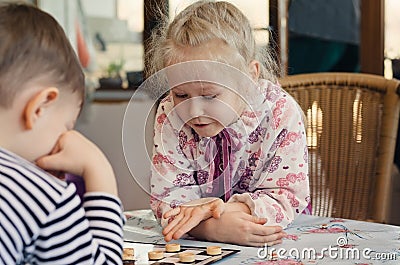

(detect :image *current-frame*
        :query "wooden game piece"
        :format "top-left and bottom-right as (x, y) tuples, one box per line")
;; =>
(122, 248), (134, 260)
(206, 246), (222, 256)
(179, 252), (195, 263)
(148, 250), (164, 260)
(165, 243), (181, 252)
(269, 251), (278, 261)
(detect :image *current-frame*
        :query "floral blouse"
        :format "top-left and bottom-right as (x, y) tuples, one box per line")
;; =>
(150, 79), (310, 228)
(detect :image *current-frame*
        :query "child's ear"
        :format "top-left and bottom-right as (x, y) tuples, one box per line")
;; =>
(248, 60), (260, 81)
(24, 87), (59, 130)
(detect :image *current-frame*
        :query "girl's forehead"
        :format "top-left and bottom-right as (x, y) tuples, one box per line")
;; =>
(172, 82), (225, 92)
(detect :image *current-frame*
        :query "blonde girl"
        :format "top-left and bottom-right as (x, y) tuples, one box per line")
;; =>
(148, 0), (310, 247)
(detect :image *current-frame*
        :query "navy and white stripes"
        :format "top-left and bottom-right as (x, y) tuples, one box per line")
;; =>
(0, 148), (125, 264)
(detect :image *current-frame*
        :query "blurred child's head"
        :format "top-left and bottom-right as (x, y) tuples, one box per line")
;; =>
(0, 3), (85, 161)
(148, 1), (278, 137)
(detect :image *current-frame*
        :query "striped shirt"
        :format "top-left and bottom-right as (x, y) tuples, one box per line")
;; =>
(0, 148), (126, 264)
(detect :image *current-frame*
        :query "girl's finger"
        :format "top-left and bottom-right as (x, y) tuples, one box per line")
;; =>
(172, 214), (203, 240)
(163, 211), (184, 235)
(164, 211), (191, 242)
(167, 208), (193, 239)
(254, 226), (283, 236)
(163, 207), (181, 219)
(247, 215), (267, 225)
(249, 231), (286, 245)
(248, 238), (283, 248)
(211, 201), (224, 219)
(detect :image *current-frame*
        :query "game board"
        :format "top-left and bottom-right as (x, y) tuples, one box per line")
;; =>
(123, 241), (240, 265)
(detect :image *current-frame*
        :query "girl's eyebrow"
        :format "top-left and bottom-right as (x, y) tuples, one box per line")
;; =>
(171, 83), (189, 90)
(199, 82), (221, 91)
(202, 87), (218, 92)
(171, 86), (185, 92)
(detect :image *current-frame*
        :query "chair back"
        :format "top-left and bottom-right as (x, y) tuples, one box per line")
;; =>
(280, 72), (400, 223)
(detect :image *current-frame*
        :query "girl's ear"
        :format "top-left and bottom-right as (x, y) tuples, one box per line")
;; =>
(24, 87), (59, 130)
(248, 60), (261, 81)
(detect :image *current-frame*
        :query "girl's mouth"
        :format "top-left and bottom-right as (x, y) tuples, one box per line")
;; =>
(193, 123), (209, 128)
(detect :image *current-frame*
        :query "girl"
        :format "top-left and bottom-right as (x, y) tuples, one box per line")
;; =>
(148, 0), (310, 247)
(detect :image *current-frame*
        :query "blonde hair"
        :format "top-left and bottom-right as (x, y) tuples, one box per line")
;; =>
(145, 0), (280, 82)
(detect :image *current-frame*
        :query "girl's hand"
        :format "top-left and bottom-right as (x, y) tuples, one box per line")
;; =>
(36, 130), (118, 196)
(190, 211), (286, 247)
(162, 197), (225, 241)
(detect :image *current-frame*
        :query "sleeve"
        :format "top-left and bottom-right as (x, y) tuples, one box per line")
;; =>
(35, 188), (125, 265)
(228, 91), (310, 228)
(150, 96), (203, 227)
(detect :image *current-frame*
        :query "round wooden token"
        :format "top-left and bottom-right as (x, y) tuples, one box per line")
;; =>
(206, 246), (222, 256)
(122, 248), (135, 260)
(165, 243), (181, 252)
(148, 250), (164, 260)
(270, 252), (278, 261)
(179, 252), (195, 263)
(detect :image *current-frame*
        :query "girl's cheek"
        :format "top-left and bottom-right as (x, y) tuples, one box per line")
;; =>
(207, 103), (240, 125)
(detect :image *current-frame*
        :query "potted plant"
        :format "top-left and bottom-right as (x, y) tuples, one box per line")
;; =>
(98, 59), (125, 89)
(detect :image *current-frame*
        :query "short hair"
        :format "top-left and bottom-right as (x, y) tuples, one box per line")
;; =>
(0, 3), (85, 108)
(145, 0), (280, 82)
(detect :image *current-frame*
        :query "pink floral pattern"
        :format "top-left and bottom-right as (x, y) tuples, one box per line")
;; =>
(150, 79), (310, 227)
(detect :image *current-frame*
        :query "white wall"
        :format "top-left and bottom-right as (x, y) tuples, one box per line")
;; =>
(81, 0), (116, 18)
(39, 0), (78, 53)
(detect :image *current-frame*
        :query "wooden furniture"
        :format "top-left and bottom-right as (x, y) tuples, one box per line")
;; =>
(280, 72), (400, 223)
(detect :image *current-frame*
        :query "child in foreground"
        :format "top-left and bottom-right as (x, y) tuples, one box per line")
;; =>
(148, 1), (310, 247)
(0, 3), (125, 264)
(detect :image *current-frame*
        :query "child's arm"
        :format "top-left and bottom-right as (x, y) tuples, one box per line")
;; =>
(162, 197), (225, 241)
(227, 88), (310, 228)
(189, 211), (286, 247)
(162, 199), (286, 246)
(36, 130), (125, 263)
(163, 199), (286, 246)
(37, 189), (125, 263)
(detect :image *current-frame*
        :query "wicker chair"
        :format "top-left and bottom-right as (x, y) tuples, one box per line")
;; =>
(280, 72), (400, 223)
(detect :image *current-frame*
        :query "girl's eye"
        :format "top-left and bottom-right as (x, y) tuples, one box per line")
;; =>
(202, 95), (217, 100)
(174, 93), (188, 99)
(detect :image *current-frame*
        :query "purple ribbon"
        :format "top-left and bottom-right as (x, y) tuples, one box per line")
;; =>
(204, 129), (237, 201)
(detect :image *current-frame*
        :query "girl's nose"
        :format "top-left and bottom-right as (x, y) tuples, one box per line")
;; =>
(188, 97), (204, 118)
(174, 97), (205, 123)
(190, 97), (206, 118)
